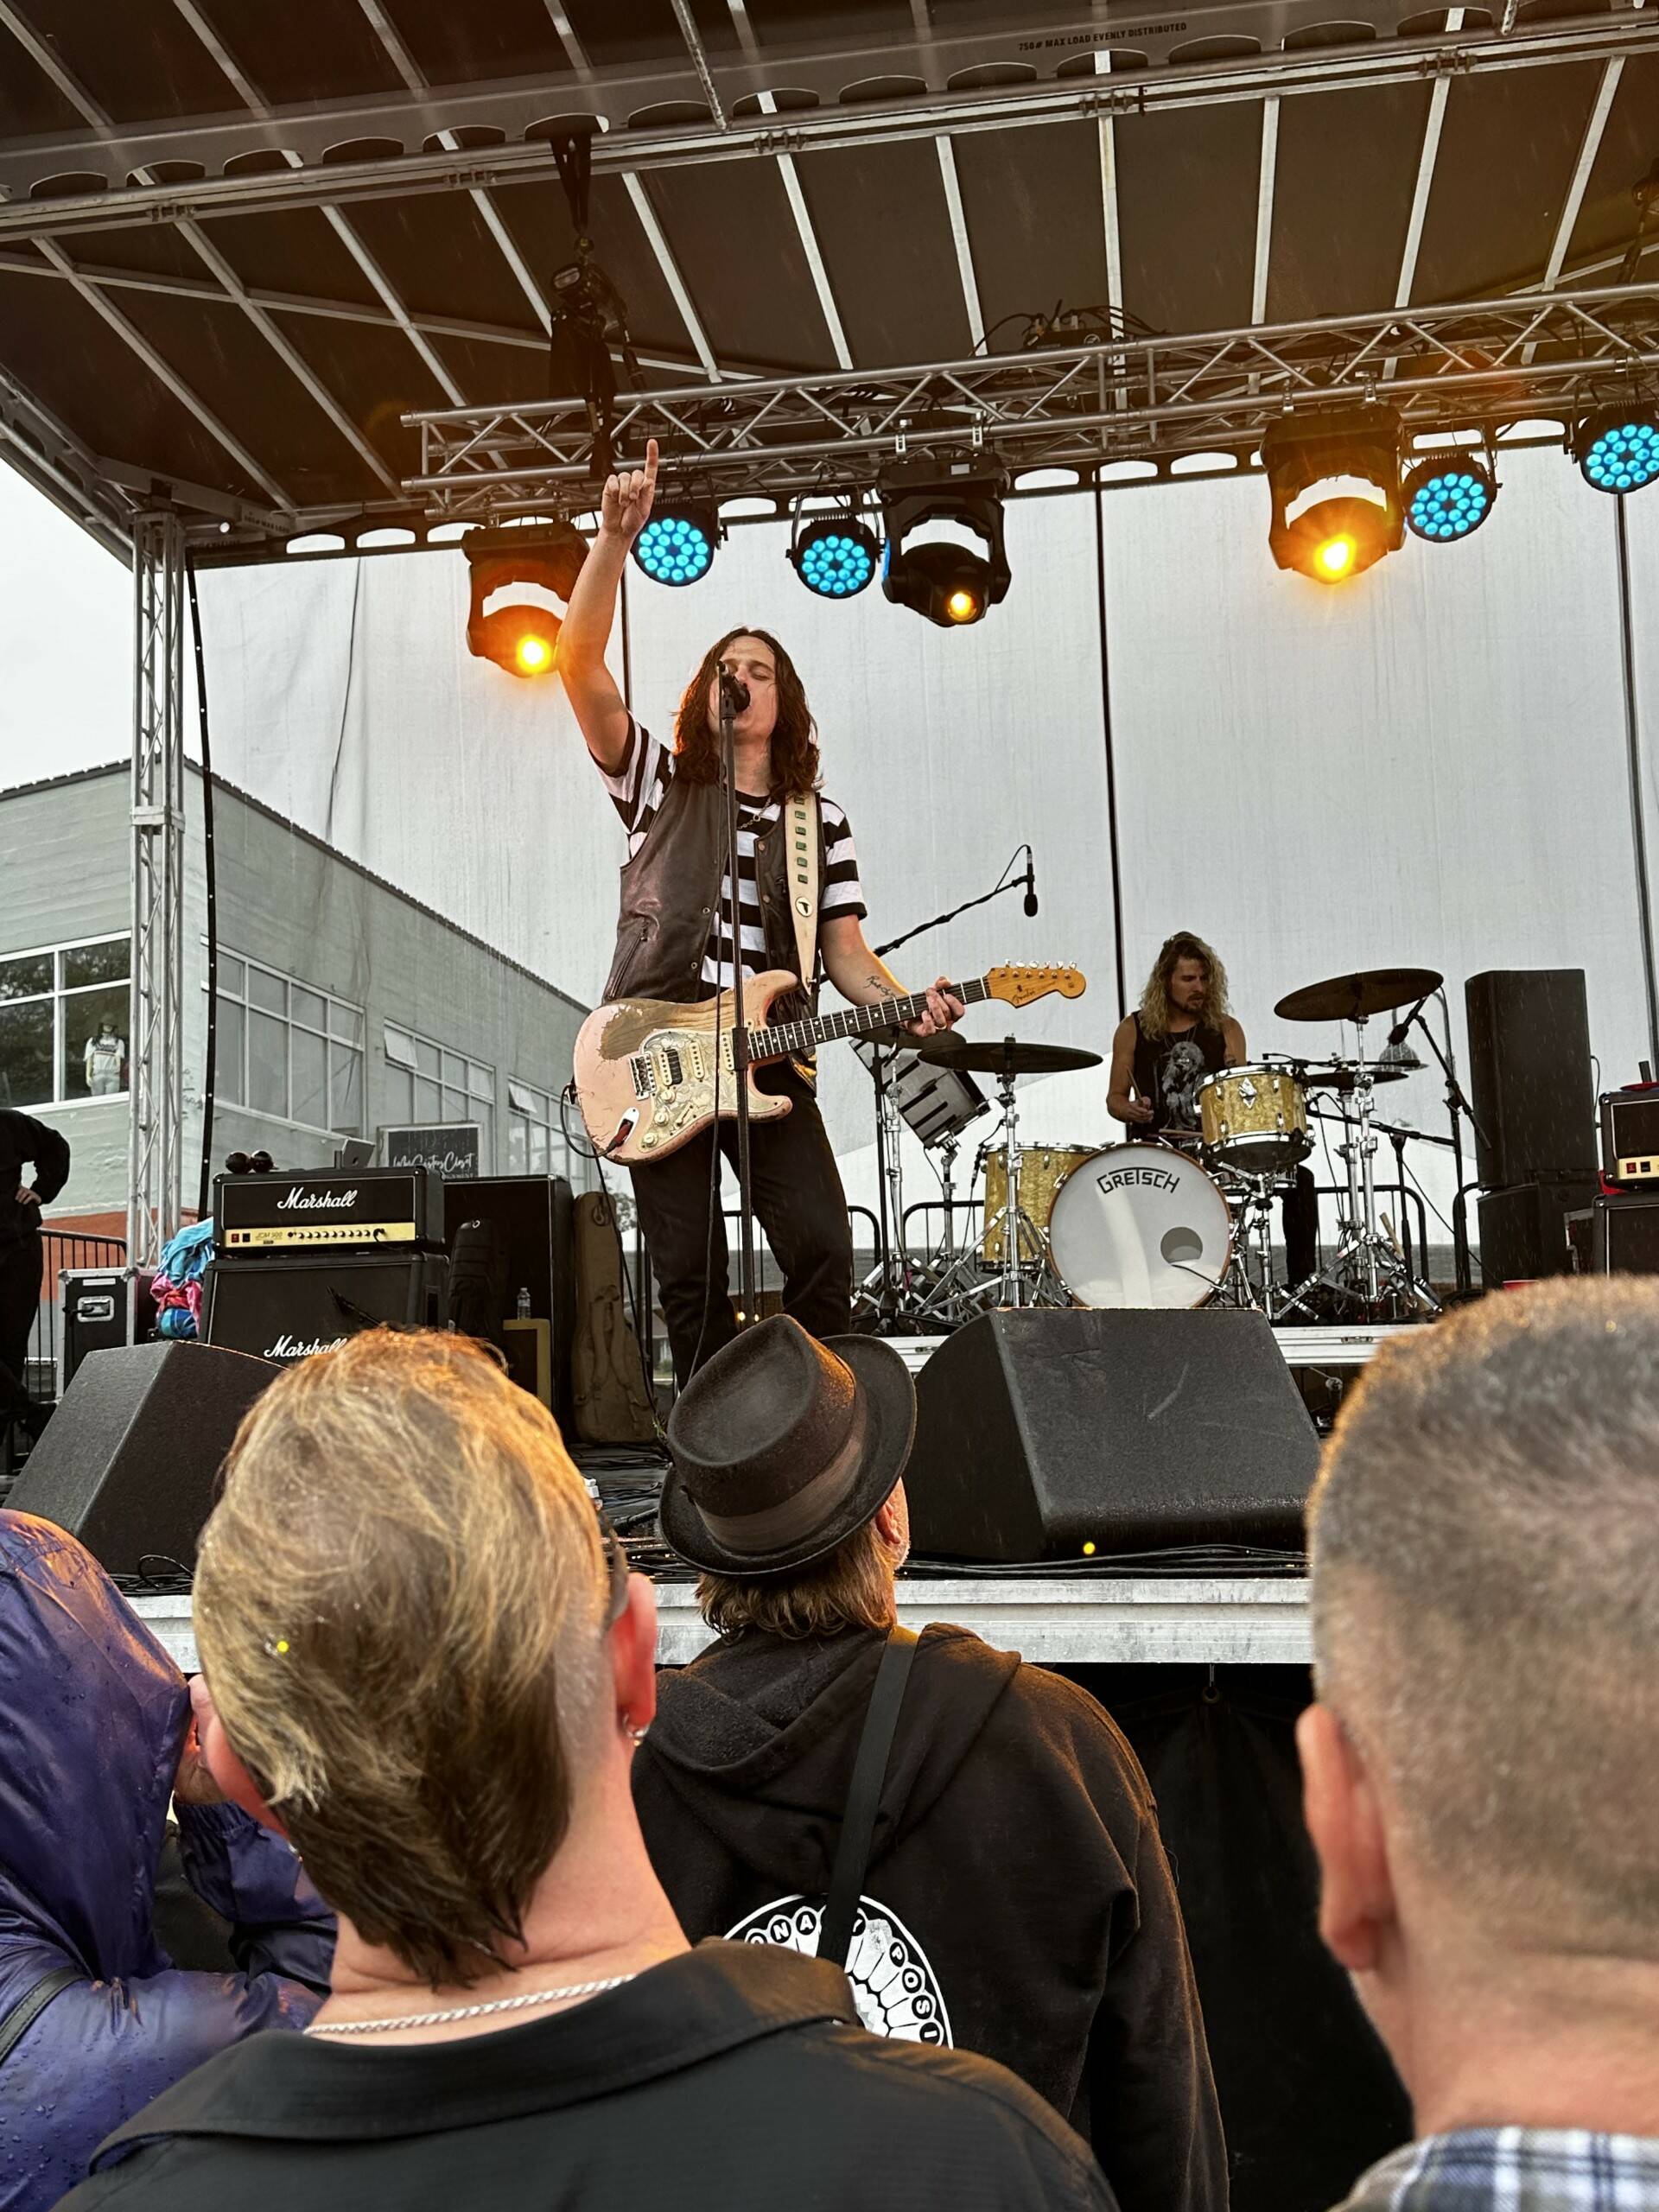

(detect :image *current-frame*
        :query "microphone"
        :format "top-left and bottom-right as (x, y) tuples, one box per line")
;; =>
(1385, 994), (1428, 1048)
(719, 670), (750, 716)
(1022, 846), (1039, 918)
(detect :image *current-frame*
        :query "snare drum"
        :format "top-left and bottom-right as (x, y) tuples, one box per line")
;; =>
(1046, 1142), (1232, 1308)
(982, 1144), (1096, 1264)
(1197, 1063), (1310, 1173)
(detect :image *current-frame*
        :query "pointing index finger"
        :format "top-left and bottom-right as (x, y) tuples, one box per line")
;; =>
(644, 435), (659, 487)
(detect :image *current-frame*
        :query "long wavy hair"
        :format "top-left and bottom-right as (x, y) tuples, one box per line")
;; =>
(1138, 931), (1231, 1041)
(671, 626), (821, 800)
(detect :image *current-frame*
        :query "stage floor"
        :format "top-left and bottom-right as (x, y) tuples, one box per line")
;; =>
(132, 1573), (1310, 1670)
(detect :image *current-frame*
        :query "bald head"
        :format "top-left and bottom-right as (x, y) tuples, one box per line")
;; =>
(1307, 1279), (1659, 1956)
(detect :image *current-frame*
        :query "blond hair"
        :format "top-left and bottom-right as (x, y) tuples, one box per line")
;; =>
(1308, 1279), (1659, 1952)
(194, 1328), (609, 1987)
(1137, 932), (1230, 1042)
(699, 1516), (899, 1639)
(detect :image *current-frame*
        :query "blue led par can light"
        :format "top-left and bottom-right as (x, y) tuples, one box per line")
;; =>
(632, 505), (720, 585)
(789, 514), (880, 598)
(1402, 457), (1497, 543)
(1576, 405), (1659, 495)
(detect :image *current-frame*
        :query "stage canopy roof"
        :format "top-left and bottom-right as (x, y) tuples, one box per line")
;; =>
(0, 0), (1656, 557)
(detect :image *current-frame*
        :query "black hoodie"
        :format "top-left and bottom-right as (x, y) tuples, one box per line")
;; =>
(634, 1619), (1226, 2212)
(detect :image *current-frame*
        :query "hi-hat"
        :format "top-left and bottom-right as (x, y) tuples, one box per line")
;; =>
(917, 1035), (1103, 1077)
(1274, 967), (1443, 1025)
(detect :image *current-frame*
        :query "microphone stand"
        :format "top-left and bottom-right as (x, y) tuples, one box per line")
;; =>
(718, 672), (757, 1329)
(857, 854), (1031, 1332)
(1403, 990), (1491, 1300)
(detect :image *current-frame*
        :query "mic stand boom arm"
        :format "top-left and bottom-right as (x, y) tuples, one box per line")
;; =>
(874, 849), (1033, 962)
(1407, 994), (1492, 1300)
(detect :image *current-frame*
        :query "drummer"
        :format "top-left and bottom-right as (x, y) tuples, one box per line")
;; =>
(1108, 931), (1319, 1294)
(1107, 933), (1243, 1138)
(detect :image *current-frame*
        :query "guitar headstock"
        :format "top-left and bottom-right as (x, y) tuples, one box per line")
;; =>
(987, 963), (1087, 1006)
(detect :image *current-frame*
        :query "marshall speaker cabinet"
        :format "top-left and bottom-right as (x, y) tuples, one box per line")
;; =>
(207, 1165), (449, 1368)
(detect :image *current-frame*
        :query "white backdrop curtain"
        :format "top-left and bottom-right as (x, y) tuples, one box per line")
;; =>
(196, 445), (1658, 1258)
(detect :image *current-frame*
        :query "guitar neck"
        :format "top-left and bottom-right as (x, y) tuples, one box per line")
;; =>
(747, 976), (993, 1065)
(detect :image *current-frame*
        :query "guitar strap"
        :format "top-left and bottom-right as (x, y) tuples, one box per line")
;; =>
(785, 791), (822, 1005)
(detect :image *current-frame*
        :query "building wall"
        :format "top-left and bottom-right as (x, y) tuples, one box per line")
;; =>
(0, 764), (591, 1237)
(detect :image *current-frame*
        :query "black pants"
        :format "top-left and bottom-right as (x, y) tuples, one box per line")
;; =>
(629, 1065), (854, 1388)
(0, 1235), (41, 1418)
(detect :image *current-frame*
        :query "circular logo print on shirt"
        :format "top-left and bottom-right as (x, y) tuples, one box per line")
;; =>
(725, 1895), (952, 2045)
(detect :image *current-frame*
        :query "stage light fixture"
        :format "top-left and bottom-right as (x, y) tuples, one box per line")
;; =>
(1261, 406), (1404, 584)
(463, 519), (588, 679)
(1403, 455), (1497, 543)
(1574, 402), (1659, 494)
(789, 510), (880, 599)
(632, 502), (721, 587)
(879, 464), (1010, 628)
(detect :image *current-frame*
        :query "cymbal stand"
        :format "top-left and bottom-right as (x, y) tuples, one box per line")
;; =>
(1215, 1172), (1281, 1317)
(1279, 1016), (1440, 1321)
(915, 1058), (1048, 1316)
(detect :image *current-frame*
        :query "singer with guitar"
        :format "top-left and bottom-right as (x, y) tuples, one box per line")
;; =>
(557, 437), (964, 1384)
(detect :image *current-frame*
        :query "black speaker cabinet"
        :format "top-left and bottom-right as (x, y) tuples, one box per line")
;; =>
(205, 1249), (449, 1367)
(1465, 969), (1597, 1189)
(905, 1309), (1320, 1562)
(9, 1340), (277, 1576)
(1477, 1178), (1598, 1286)
(1567, 1190), (1659, 1275)
(442, 1176), (575, 1426)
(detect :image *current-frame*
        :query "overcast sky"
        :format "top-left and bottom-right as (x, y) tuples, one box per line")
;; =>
(0, 465), (132, 792)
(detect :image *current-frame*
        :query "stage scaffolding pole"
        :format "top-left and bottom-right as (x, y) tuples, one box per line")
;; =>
(127, 510), (188, 1306)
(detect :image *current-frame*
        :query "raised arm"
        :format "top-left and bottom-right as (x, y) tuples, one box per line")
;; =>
(557, 436), (659, 775)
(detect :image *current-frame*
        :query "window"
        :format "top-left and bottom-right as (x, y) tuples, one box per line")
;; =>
(210, 950), (365, 1137)
(507, 1078), (594, 1192)
(381, 1025), (494, 1168)
(0, 936), (130, 1109)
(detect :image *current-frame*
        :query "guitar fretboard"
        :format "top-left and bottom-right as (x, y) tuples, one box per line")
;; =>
(746, 976), (993, 1065)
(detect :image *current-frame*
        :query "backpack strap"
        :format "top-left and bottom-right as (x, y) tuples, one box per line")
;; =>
(785, 791), (822, 1001)
(817, 1625), (920, 1970)
(0, 1966), (77, 2066)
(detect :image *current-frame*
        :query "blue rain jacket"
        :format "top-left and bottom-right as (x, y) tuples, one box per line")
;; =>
(0, 1512), (333, 2210)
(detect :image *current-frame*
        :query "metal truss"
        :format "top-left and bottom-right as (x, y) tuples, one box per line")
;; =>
(0, 11), (1649, 242)
(128, 512), (188, 1277)
(406, 282), (1659, 517)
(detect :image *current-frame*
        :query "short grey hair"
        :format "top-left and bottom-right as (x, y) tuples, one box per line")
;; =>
(1307, 1278), (1659, 1951)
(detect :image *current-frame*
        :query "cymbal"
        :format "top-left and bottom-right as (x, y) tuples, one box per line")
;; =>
(917, 1034), (1103, 1077)
(1296, 1059), (1412, 1092)
(1274, 967), (1443, 1025)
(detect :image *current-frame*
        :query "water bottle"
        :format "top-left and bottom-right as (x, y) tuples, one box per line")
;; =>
(515, 1286), (531, 1321)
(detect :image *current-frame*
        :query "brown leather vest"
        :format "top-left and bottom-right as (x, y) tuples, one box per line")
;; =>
(601, 771), (825, 1013)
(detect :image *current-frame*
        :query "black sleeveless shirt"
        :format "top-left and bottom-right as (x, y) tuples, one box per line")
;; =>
(1131, 1014), (1228, 1133)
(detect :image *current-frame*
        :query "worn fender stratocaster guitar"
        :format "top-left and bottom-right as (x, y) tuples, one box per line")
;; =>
(575, 963), (1086, 1166)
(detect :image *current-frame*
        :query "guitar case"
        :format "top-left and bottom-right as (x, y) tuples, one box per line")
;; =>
(571, 1192), (658, 1446)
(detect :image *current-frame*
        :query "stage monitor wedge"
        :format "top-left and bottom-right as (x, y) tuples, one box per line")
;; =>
(905, 1309), (1319, 1562)
(9, 1340), (278, 1579)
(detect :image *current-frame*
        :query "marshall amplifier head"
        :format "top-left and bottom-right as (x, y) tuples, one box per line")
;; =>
(214, 1165), (444, 1253)
(1600, 1089), (1659, 1190)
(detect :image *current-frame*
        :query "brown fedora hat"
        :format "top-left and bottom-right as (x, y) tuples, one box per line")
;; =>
(659, 1317), (916, 1577)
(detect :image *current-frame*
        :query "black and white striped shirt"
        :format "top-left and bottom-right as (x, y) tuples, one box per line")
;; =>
(601, 721), (867, 994)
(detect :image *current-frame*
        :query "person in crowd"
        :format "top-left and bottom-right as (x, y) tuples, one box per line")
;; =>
(64, 1329), (1113, 2212)
(0, 1512), (331, 2212)
(1300, 1278), (1659, 2212)
(0, 1109), (69, 1456)
(632, 1314), (1226, 2212)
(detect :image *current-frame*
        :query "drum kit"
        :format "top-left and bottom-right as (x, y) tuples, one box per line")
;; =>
(859, 965), (1445, 1330)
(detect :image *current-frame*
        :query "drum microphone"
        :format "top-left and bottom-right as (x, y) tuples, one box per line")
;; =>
(1385, 993), (1430, 1047)
(1023, 846), (1039, 918)
(719, 670), (751, 716)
